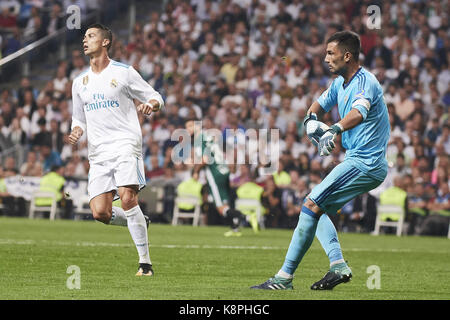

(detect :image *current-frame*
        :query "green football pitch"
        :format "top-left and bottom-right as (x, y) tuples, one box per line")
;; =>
(0, 217), (448, 300)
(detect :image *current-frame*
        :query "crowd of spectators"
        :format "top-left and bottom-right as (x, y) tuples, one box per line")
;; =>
(0, 0), (126, 60)
(0, 0), (449, 235)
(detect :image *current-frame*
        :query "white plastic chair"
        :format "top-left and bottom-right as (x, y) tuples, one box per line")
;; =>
(172, 195), (201, 226)
(29, 190), (58, 220)
(373, 204), (405, 236)
(73, 194), (91, 220)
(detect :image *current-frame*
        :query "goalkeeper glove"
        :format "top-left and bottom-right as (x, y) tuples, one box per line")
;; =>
(303, 112), (317, 127)
(318, 123), (344, 156)
(303, 113), (329, 147)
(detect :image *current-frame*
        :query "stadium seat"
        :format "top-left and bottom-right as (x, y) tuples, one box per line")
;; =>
(172, 195), (201, 226)
(28, 190), (59, 220)
(139, 186), (164, 215)
(72, 194), (92, 220)
(373, 204), (405, 236)
(235, 198), (265, 232)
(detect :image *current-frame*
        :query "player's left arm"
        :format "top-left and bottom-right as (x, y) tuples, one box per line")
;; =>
(127, 66), (164, 115)
(336, 108), (364, 131)
(319, 79), (374, 156)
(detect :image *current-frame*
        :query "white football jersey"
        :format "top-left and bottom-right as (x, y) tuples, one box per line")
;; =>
(71, 59), (164, 164)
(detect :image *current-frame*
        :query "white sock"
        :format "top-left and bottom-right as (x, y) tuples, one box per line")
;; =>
(110, 206), (128, 226)
(330, 258), (346, 267)
(276, 269), (293, 279)
(125, 205), (151, 265)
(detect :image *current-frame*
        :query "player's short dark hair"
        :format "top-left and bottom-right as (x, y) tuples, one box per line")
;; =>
(327, 31), (360, 62)
(87, 23), (112, 51)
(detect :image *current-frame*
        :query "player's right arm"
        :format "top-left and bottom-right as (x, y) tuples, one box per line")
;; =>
(311, 79), (338, 115)
(69, 80), (87, 145)
(303, 80), (338, 147)
(68, 126), (83, 145)
(305, 101), (325, 119)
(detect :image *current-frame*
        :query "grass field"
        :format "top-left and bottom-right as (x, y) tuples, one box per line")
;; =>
(0, 217), (449, 300)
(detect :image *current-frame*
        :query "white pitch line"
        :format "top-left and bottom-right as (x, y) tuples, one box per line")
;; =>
(0, 238), (439, 253)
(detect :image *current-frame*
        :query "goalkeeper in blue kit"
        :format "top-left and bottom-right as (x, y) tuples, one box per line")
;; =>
(252, 31), (390, 290)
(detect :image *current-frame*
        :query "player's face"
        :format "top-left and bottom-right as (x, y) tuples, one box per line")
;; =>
(83, 28), (105, 56)
(324, 41), (347, 75)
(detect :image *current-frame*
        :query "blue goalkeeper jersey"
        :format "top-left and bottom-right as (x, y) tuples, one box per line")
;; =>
(317, 67), (390, 181)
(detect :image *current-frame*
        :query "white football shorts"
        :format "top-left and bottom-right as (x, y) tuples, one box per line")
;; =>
(87, 156), (146, 201)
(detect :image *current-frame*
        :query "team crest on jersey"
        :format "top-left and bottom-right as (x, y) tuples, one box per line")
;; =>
(356, 89), (365, 99)
(83, 75), (89, 85)
(110, 79), (118, 88)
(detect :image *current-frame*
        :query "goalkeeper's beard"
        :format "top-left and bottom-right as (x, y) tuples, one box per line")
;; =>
(331, 64), (348, 77)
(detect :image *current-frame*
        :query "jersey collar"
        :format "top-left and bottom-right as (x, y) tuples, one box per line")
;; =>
(343, 66), (362, 89)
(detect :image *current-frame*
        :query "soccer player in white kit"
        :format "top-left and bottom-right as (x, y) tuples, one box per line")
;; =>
(68, 24), (164, 276)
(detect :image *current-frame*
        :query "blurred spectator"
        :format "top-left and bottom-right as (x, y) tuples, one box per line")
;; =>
(280, 171), (307, 228)
(436, 124), (450, 155)
(346, 193), (378, 233)
(39, 143), (63, 174)
(3, 27), (21, 57)
(22, 6), (43, 44)
(7, 117), (27, 147)
(1, 100), (15, 127)
(272, 160), (291, 188)
(407, 181), (430, 235)
(64, 152), (87, 178)
(365, 35), (393, 70)
(19, 150), (43, 177)
(53, 66), (69, 100)
(0, 7), (17, 30)
(69, 54), (87, 81)
(31, 117), (51, 149)
(49, 119), (64, 154)
(261, 175), (283, 228)
(44, 2), (64, 36)
(230, 164), (252, 188)
(146, 155), (165, 180)
(3, 156), (18, 175)
(419, 181), (450, 236)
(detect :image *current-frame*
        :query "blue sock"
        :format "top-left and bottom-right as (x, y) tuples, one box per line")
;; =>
(281, 206), (319, 275)
(316, 214), (344, 266)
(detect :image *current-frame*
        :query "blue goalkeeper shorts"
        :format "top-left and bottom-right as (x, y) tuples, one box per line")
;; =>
(308, 159), (383, 214)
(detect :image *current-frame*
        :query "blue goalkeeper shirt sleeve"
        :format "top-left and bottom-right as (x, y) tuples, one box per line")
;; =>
(317, 77), (340, 112)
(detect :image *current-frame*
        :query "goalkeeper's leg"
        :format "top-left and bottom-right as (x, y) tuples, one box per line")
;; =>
(312, 214), (352, 290)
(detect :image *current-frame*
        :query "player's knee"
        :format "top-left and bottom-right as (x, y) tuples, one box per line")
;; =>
(304, 198), (324, 216)
(91, 204), (112, 224)
(120, 193), (138, 211)
(91, 208), (112, 224)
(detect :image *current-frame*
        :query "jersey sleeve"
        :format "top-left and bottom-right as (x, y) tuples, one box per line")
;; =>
(71, 80), (87, 132)
(317, 79), (338, 112)
(127, 66), (165, 109)
(351, 75), (376, 121)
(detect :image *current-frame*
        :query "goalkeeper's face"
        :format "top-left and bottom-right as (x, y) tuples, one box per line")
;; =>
(324, 41), (348, 75)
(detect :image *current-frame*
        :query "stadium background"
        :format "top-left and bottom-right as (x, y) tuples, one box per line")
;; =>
(0, 0), (449, 236)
